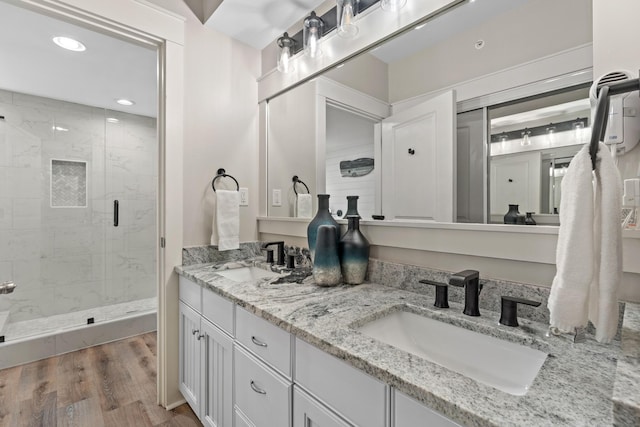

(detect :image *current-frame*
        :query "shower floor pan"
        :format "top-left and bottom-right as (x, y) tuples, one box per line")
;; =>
(0, 297), (156, 369)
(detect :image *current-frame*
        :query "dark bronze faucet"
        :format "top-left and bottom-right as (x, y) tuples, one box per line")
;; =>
(449, 270), (482, 316)
(262, 241), (285, 266)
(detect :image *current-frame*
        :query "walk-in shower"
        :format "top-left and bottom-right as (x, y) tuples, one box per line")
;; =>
(0, 0), (158, 368)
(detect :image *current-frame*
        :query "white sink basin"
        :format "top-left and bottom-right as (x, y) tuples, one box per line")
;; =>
(216, 266), (280, 282)
(356, 310), (547, 396)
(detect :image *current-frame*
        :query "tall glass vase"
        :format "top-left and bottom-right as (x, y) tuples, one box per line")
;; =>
(313, 225), (342, 286)
(307, 194), (340, 262)
(339, 216), (370, 285)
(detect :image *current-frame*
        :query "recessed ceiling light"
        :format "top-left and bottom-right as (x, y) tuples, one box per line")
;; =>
(52, 125), (69, 132)
(116, 99), (135, 106)
(106, 118), (120, 123)
(52, 36), (86, 52)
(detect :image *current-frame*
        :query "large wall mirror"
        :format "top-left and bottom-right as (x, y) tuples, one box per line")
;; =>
(266, 0), (593, 225)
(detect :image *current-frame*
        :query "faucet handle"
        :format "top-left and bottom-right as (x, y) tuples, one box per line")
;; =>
(419, 279), (449, 308)
(499, 296), (541, 327)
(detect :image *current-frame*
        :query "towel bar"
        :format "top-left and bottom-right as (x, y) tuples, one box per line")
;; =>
(292, 175), (310, 195)
(212, 168), (239, 192)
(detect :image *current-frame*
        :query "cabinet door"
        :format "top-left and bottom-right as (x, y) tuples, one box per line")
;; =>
(393, 390), (462, 427)
(179, 301), (201, 413)
(293, 387), (351, 427)
(200, 318), (233, 427)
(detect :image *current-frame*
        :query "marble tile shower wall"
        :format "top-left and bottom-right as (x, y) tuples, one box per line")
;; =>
(0, 89), (157, 323)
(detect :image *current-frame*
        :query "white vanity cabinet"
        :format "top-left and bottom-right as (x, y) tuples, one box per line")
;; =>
(393, 390), (462, 427)
(233, 306), (293, 427)
(293, 386), (352, 427)
(295, 337), (389, 427)
(178, 277), (234, 427)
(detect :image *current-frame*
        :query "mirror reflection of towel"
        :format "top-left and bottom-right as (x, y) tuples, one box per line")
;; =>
(211, 190), (240, 251)
(296, 194), (312, 218)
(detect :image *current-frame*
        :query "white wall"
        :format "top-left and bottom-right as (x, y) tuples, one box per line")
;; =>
(325, 105), (377, 218)
(324, 54), (389, 102)
(148, 0), (261, 246)
(267, 80), (318, 217)
(388, 0), (592, 103)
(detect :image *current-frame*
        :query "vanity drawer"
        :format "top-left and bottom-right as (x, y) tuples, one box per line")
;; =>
(179, 276), (201, 312)
(295, 338), (387, 427)
(236, 306), (292, 376)
(202, 287), (234, 335)
(234, 345), (292, 427)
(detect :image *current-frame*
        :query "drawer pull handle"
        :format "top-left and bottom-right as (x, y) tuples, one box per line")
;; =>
(251, 336), (268, 347)
(192, 329), (199, 335)
(250, 380), (267, 395)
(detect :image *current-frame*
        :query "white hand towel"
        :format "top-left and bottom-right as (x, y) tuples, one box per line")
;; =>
(296, 194), (313, 218)
(588, 143), (622, 343)
(548, 145), (594, 333)
(211, 190), (240, 251)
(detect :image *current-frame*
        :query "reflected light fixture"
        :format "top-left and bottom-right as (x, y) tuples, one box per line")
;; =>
(277, 32), (295, 73)
(52, 36), (86, 52)
(573, 120), (586, 143)
(116, 98), (135, 106)
(337, 0), (359, 38)
(380, 0), (407, 11)
(303, 11), (324, 58)
(521, 130), (531, 146)
(546, 125), (556, 144)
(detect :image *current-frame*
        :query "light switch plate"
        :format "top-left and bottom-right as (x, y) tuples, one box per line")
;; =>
(239, 187), (249, 206)
(273, 189), (282, 206)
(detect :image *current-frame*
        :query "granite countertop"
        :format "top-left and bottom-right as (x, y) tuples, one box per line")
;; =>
(175, 259), (638, 427)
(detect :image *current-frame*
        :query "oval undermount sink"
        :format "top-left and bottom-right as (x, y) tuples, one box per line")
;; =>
(356, 310), (547, 396)
(216, 266), (281, 282)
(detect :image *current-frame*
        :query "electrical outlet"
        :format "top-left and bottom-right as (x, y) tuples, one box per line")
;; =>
(239, 187), (249, 206)
(273, 189), (282, 206)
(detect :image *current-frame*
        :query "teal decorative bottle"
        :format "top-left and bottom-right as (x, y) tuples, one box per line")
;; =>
(343, 195), (361, 218)
(307, 194), (339, 262)
(313, 225), (342, 286)
(339, 216), (370, 285)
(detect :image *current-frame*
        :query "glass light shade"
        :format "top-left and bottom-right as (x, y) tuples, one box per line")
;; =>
(380, 0), (407, 11)
(277, 32), (295, 73)
(337, 0), (359, 38)
(304, 11), (324, 58)
(521, 130), (531, 146)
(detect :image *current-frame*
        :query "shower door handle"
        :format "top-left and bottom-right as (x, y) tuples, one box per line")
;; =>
(114, 200), (119, 227)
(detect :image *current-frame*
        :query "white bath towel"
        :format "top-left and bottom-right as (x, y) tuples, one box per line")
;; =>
(211, 190), (240, 251)
(296, 194), (313, 218)
(548, 143), (623, 343)
(548, 145), (594, 333)
(589, 143), (622, 343)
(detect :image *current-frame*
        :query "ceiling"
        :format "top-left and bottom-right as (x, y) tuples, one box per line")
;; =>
(205, 0), (327, 50)
(370, 0), (530, 64)
(0, 0), (157, 117)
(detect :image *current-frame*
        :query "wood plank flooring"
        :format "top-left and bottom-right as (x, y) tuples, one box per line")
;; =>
(0, 332), (201, 427)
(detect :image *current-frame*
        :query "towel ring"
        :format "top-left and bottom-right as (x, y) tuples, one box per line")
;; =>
(292, 176), (310, 196)
(212, 168), (239, 192)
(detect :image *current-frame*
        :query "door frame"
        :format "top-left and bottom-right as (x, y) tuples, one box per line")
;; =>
(8, 0), (185, 408)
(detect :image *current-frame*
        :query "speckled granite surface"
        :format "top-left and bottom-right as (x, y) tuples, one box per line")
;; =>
(613, 303), (640, 426)
(175, 259), (636, 427)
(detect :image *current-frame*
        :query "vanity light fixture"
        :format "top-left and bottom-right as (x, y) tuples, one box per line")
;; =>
(380, 0), (407, 11)
(303, 11), (324, 58)
(337, 0), (359, 38)
(521, 130), (531, 147)
(52, 36), (86, 52)
(116, 98), (135, 106)
(277, 32), (295, 73)
(546, 125), (556, 144)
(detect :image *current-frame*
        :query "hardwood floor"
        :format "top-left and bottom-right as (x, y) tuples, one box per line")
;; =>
(0, 332), (202, 427)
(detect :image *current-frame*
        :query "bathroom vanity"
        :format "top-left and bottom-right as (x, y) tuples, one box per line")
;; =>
(175, 254), (639, 426)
